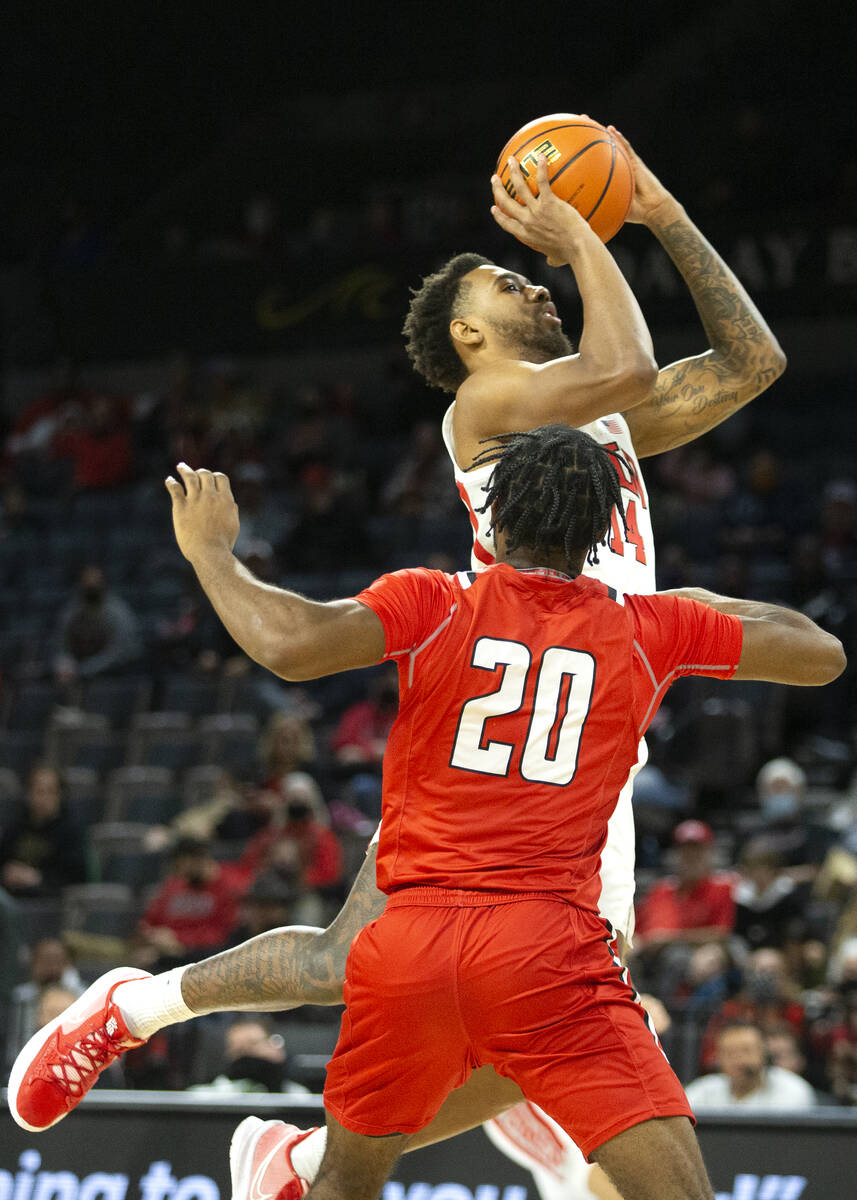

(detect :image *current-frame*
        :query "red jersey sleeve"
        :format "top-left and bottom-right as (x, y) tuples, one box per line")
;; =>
(627, 594), (744, 736)
(354, 568), (458, 661)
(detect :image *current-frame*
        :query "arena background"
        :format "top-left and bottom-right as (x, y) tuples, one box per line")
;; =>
(1, 3), (856, 1197)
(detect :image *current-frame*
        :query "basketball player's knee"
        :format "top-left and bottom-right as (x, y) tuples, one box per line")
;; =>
(307, 928), (347, 1003)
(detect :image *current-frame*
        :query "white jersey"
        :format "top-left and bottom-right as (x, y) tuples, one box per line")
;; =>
(440, 401), (657, 941)
(440, 403), (656, 591)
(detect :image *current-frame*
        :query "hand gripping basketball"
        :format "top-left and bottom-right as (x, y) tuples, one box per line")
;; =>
(490, 154), (592, 268)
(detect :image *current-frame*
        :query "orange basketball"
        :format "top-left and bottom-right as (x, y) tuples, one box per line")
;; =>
(496, 114), (634, 243)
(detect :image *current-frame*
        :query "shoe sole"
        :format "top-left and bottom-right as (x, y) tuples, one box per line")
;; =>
(230, 1115), (271, 1200)
(7, 966), (150, 1132)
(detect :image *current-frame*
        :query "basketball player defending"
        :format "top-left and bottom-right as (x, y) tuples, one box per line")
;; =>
(9, 132), (786, 1200)
(22, 425), (847, 1200)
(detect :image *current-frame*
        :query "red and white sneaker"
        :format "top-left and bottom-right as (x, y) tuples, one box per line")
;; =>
(229, 1116), (316, 1200)
(7, 967), (150, 1131)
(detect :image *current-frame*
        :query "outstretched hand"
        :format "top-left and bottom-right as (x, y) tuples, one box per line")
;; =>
(490, 154), (593, 267)
(607, 126), (675, 225)
(165, 463), (240, 564)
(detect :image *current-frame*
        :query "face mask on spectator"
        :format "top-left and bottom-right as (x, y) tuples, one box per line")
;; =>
(746, 971), (780, 1002)
(761, 792), (799, 821)
(226, 1055), (285, 1092)
(82, 584), (105, 605)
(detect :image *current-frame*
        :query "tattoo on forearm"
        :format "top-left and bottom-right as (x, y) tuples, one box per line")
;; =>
(655, 217), (783, 391)
(182, 846), (386, 1013)
(628, 215), (785, 454)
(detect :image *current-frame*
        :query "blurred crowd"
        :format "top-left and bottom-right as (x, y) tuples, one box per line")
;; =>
(0, 348), (856, 1107)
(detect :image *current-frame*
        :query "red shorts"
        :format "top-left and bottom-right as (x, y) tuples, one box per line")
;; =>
(324, 889), (693, 1158)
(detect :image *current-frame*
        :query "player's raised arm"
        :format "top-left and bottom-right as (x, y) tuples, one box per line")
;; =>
(663, 587), (846, 686)
(474, 153), (657, 432)
(165, 465), (386, 681)
(611, 128), (787, 459)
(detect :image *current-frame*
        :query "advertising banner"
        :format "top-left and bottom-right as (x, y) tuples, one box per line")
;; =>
(2, 1095), (856, 1200)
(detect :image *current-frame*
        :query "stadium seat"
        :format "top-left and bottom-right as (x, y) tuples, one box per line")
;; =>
(15, 898), (65, 945)
(61, 766), (106, 827)
(198, 713), (259, 776)
(0, 766), (23, 805)
(2, 681), (63, 732)
(128, 712), (204, 771)
(46, 714), (127, 773)
(81, 675), (153, 729)
(0, 731), (44, 776)
(160, 674), (220, 718)
(89, 822), (166, 888)
(62, 882), (139, 938)
(104, 765), (179, 823)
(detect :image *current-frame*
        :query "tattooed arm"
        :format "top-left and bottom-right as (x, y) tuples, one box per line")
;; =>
(610, 128), (787, 459)
(180, 844), (386, 1013)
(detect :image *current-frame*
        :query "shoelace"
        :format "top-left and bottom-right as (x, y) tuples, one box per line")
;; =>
(49, 1022), (121, 1096)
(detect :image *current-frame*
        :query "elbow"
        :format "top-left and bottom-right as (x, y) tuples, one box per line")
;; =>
(820, 637), (847, 685)
(805, 635), (847, 685)
(613, 354), (658, 403)
(768, 341), (788, 381)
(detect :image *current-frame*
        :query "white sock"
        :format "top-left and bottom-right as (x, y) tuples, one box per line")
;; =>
(290, 1127), (327, 1183)
(113, 967), (197, 1039)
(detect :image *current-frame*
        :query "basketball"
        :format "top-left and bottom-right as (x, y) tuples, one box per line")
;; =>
(496, 114), (634, 243)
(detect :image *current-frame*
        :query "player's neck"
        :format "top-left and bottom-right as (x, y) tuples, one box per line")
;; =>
(500, 548), (585, 577)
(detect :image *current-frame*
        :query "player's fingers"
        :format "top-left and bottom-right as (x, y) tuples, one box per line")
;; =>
(535, 154), (552, 194)
(490, 174), (525, 219)
(506, 156), (535, 203)
(176, 462), (200, 492)
(490, 205), (527, 238)
(164, 476), (185, 503)
(212, 471), (232, 494)
(196, 468), (216, 491)
(608, 125), (636, 161)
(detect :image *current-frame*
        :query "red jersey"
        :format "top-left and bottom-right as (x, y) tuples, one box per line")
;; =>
(356, 564), (743, 911)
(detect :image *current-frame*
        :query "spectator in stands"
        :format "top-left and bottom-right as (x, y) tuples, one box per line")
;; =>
(7, 937), (84, 1061)
(0, 765), (88, 897)
(700, 947), (807, 1070)
(765, 1022), (808, 1076)
(135, 838), (238, 968)
(229, 873), (299, 944)
(53, 393), (134, 491)
(232, 462), (289, 559)
(189, 1015), (309, 1095)
(234, 773), (344, 904)
(752, 757), (838, 877)
(819, 478), (857, 575)
(734, 837), (809, 952)
(331, 665), (398, 767)
(719, 448), (792, 558)
(682, 942), (740, 1018)
(51, 565), (143, 686)
(827, 981), (857, 1105)
(380, 420), (458, 518)
(279, 463), (372, 571)
(0, 886), (20, 1062)
(35, 983), (80, 1030)
(634, 819), (736, 954)
(685, 1020), (816, 1109)
(259, 711), (316, 790)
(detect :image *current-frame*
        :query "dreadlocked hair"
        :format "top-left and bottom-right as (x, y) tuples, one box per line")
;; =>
(402, 252), (492, 393)
(474, 424), (628, 568)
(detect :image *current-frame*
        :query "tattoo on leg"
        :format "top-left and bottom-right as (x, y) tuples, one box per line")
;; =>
(182, 845), (386, 1013)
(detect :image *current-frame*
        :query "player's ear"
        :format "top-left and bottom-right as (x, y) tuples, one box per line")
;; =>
(450, 317), (483, 348)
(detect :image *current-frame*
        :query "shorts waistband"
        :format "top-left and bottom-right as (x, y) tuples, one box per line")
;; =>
(385, 887), (569, 908)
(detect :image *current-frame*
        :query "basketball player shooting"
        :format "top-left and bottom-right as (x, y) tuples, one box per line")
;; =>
(10, 130), (788, 1200)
